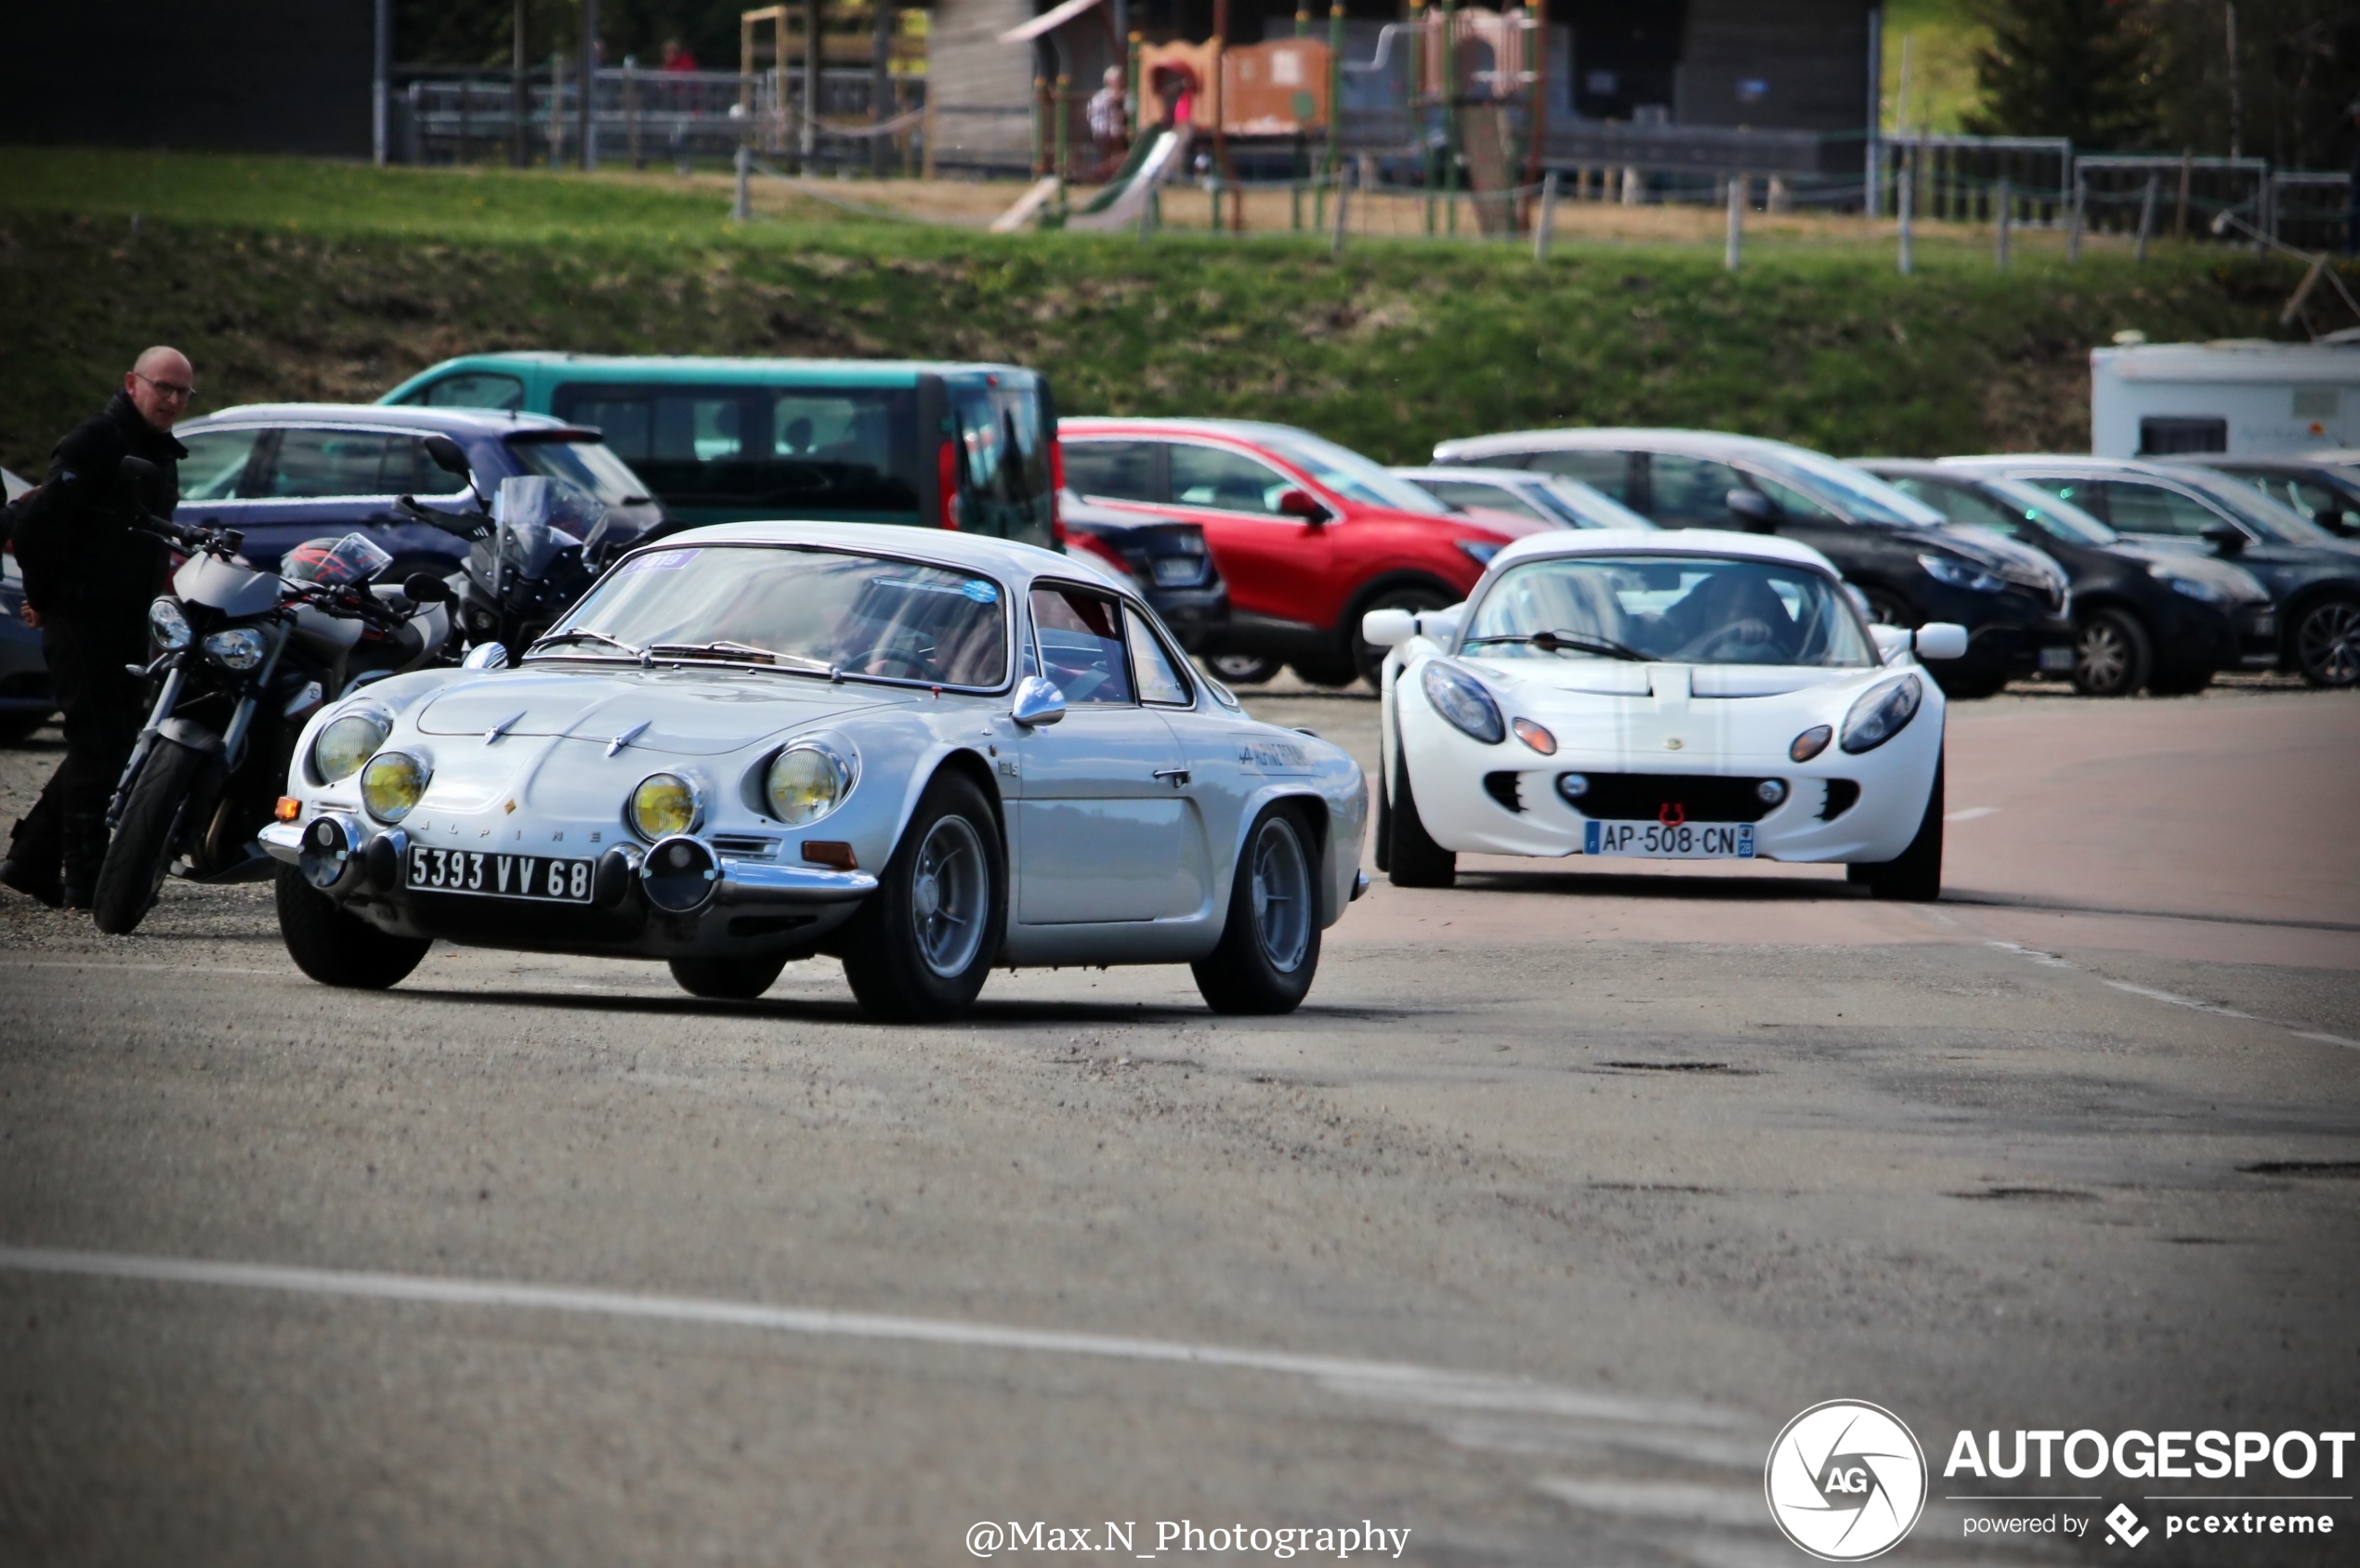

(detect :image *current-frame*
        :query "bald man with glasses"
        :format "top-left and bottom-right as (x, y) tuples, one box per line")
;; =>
(1, 347), (190, 909)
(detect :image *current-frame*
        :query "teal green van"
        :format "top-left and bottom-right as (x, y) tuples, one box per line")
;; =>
(379, 353), (1057, 544)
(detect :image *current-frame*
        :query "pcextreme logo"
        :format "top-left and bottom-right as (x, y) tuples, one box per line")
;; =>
(1764, 1400), (1930, 1561)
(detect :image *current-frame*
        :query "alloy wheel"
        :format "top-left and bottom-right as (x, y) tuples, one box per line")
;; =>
(910, 814), (989, 976)
(1249, 817), (1311, 973)
(2297, 600), (2360, 687)
(2076, 620), (2131, 695)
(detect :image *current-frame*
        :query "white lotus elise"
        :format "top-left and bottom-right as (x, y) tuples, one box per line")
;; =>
(1367, 529), (1961, 899)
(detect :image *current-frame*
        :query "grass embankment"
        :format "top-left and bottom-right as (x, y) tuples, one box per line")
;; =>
(0, 149), (2324, 478)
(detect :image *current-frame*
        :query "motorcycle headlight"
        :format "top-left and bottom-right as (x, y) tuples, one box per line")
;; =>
(1918, 554), (2006, 595)
(2164, 573), (2225, 604)
(628, 772), (702, 841)
(1421, 661), (1505, 744)
(311, 712), (391, 784)
(765, 744), (852, 827)
(360, 751), (431, 823)
(203, 627), (268, 671)
(1840, 674), (1924, 755)
(148, 597), (192, 650)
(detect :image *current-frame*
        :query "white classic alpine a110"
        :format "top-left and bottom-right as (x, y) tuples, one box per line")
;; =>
(1367, 529), (1962, 899)
(261, 523), (1368, 1020)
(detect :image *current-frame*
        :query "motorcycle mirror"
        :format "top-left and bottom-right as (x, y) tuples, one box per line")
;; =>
(402, 571), (455, 607)
(120, 455), (161, 486)
(422, 435), (473, 478)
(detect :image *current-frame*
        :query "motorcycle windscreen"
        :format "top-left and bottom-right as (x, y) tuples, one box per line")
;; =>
(282, 532), (395, 587)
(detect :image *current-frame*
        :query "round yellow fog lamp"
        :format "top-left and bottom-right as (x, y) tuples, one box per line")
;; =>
(628, 772), (702, 841)
(359, 751), (431, 824)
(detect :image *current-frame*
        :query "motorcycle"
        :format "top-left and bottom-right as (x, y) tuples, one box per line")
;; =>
(398, 435), (635, 666)
(91, 458), (454, 935)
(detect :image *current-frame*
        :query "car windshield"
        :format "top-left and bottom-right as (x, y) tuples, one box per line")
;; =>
(537, 545), (1009, 687)
(1537, 476), (1654, 529)
(1743, 449), (1948, 528)
(1986, 478), (2117, 544)
(1255, 430), (1451, 515)
(508, 437), (655, 509)
(2169, 467), (2340, 543)
(1463, 554), (1877, 667)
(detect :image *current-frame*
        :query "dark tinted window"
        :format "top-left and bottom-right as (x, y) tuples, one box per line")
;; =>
(1647, 454), (1750, 527)
(1064, 440), (1161, 503)
(261, 430), (396, 498)
(2101, 481), (2231, 538)
(406, 372), (525, 412)
(554, 383), (921, 516)
(1525, 449), (1632, 503)
(951, 381), (1055, 544)
(177, 428), (265, 502)
(2138, 416), (2227, 455)
(1170, 443), (1293, 514)
(1886, 477), (2024, 534)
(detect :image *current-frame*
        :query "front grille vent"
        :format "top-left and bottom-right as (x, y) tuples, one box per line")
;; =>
(1482, 772), (1526, 813)
(1817, 780), (1861, 821)
(1558, 772), (1781, 824)
(710, 834), (780, 861)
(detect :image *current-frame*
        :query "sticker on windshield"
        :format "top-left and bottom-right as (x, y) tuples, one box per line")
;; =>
(872, 575), (999, 604)
(620, 549), (699, 574)
(961, 580), (1000, 604)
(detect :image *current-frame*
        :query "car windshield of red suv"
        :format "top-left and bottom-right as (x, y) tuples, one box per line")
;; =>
(1255, 431), (1453, 516)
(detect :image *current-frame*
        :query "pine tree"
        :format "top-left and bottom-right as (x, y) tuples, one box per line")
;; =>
(1963, 0), (2159, 150)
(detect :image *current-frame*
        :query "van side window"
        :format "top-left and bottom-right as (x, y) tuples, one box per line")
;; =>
(404, 372), (525, 412)
(554, 383), (920, 515)
(952, 383), (1054, 545)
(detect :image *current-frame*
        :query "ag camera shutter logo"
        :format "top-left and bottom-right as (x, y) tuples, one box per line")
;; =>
(1764, 1400), (1929, 1561)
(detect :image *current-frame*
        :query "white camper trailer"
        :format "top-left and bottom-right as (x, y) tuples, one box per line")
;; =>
(2091, 338), (2360, 459)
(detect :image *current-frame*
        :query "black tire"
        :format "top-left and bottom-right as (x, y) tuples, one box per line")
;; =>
(274, 864), (431, 988)
(2292, 596), (2360, 688)
(2144, 662), (2215, 697)
(1349, 581), (1457, 687)
(669, 952), (791, 1000)
(1193, 803), (1322, 1015)
(1290, 656), (1359, 688)
(1386, 744), (1456, 888)
(840, 770), (1005, 1022)
(0, 710), (52, 744)
(1857, 753), (1944, 902)
(91, 738), (209, 935)
(1205, 653), (1280, 686)
(2070, 608), (2153, 698)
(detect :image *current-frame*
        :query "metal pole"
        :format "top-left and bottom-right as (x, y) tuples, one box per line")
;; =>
(2174, 151), (2190, 238)
(1331, 157), (1351, 254)
(579, 0), (598, 171)
(373, 0), (390, 166)
(1724, 171), (1742, 271)
(1534, 167), (1556, 261)
(550, 50), (567, 168)
(1864, 2), (1882, 217)
(511, 0), (528, 166)
(1896, 164), (1913, 274)
(734, 144), (752, 220)
(460, 75), (473, 162)
(1055, 73), (1071, 183)
(2136, 173), (2157, 261)
(2225, 3), (2241, 160)
(2068, 175), (2084, 263)
(1327, 2), (1344, 195)
(1994, 176), (2010, 267)
(872, 0), (894, 176)
(802, 0), (822, 169)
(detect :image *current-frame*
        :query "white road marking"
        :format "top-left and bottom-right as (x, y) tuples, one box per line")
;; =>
(1984, 940), (2073, 969)
(1982, 942), (2360, 1054)
(0, 960), (287, 976)
(2101, 980), (2256, 1021)
(2294, 1031), (2360, 1051)
(1945, 806), (2001, 822)
(0, 1245), (1743, 1431)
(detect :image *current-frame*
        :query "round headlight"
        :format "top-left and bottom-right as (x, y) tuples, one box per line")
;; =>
(203, 627), (268, 671)
(766, 745), (850, 826)
(148, 597), (192, 650)
(1421, 661), (1505, 745)
(628, 772), (702, 841)
(312, 712), (391, 784)
(1840, 674), (1924, 755)
(360, 751), (430, 823)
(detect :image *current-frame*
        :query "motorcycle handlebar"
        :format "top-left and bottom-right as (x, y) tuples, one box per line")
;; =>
(397, 494), (490, 539)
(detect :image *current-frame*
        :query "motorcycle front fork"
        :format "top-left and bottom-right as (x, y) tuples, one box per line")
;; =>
(108, 656), (187, 830)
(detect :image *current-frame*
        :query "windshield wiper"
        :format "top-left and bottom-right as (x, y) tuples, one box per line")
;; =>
(527, 628), (646, 660)
(1463, 629), (1651, 661)
(646, 639), (836, 674)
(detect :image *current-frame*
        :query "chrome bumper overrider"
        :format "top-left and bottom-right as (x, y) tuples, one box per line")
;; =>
(259, 820), (304, 862)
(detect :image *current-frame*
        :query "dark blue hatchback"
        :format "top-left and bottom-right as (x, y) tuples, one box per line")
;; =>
(168, 404), (670, 577)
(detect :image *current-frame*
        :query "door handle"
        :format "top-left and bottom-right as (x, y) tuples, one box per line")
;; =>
(1152, 767), (1190, 787)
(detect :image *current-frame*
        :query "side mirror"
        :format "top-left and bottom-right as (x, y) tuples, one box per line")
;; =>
(1423, 605), (1467, 644)
(461, 641), (510, 671)
(120, 454), (161, 487)
(1724, 489), (1777, 531)
(1913, 622), (1970, 661)
(2198, 521), (2248, 555)
(1277, 489), (1331, 524)
(1870, 624), (1911, 661)
(1010, 674), (1067, 727)
(402, 571), (454, 607)
(1360, 608), (1416, 647)
(422, 435), (473, 478)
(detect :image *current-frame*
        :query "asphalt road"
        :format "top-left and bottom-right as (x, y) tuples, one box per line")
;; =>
(2, 679), (2356, 1568)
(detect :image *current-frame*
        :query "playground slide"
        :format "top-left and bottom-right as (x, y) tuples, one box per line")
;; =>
(1058, 126), (1192, 231)
(990, 176), (1064, 233)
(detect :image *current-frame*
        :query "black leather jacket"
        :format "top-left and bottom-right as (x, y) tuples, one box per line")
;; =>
(11, 391), (180, 617)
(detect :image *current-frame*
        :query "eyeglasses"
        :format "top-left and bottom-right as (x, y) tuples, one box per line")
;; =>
(135, 372), (195, 402)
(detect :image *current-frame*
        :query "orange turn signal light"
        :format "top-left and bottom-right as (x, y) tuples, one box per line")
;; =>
(274, 796), (303, 822)
(801, 840), (858, 870)
(1511, 718), (1557, 755)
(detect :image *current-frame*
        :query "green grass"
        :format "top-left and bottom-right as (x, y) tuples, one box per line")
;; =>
(0, 149), (2319, 480)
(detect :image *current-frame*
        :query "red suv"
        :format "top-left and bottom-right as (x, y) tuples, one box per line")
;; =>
(1058, 418), (1545, 686)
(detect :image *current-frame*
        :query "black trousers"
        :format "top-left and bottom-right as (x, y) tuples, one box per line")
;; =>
(8, 610), (150, 887)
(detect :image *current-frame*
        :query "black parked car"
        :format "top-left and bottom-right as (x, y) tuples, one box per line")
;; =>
(1058, 492), (1230, 653)
(1940, 455), (2360, 688)
(2174, 453), (2360, 540)
(1859, 462), (2270, 697)
(168, 404), (672, 582)
(1431, 428), (2075, 697)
